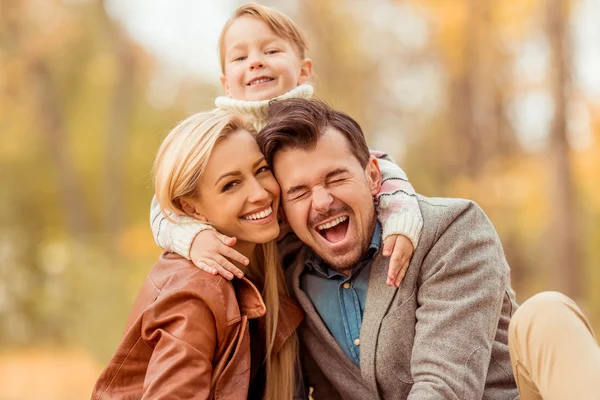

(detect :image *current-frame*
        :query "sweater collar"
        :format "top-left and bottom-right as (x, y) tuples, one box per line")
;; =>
(214, 84), (314, 131)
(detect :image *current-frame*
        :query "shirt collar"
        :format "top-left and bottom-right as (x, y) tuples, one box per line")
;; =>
(305, 221), (382, 278)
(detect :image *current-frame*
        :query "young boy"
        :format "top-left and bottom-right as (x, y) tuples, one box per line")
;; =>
(151, 3), (423, 287)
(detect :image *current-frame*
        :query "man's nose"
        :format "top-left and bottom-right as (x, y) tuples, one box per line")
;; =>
(312, 187), (334, 213)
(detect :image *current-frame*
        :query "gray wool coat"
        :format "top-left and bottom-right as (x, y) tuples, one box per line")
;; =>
(285, 195), (520, 400)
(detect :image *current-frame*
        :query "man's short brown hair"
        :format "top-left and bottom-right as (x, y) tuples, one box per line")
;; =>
(257, 98), (370, 168)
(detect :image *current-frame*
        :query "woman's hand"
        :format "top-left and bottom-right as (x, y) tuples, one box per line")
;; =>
(382, 234), (414, 287)
(190, 230), (249, 280)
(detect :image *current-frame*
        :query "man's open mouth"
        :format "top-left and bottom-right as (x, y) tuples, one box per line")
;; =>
(315, 216), (349, 243)
(247, 77), (274, 86)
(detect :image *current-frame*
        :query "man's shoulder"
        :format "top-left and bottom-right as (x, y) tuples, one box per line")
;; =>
(416, 194), (476, 212)
(416, 194), (483, 225)
(414, 195), (496, 250)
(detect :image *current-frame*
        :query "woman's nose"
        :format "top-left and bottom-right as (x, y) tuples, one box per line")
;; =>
(248, 179), (270, 203)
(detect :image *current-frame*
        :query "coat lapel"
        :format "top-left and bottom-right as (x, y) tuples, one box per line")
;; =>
(289, 247), (363, 381)
(360, 253), (400, 395)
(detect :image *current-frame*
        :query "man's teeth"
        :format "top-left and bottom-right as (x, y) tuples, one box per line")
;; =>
(243, 207), (273, 220)
(249, 78), (271, 85)
(317, 216), (348, 231)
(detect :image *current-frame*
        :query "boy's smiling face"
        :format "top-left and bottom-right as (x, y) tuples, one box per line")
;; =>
(220, 15), (312, 101)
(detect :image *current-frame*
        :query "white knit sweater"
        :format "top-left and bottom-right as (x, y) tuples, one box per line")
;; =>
(215, 84), (314, 131)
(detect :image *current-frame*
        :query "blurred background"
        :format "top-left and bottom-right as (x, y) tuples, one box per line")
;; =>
(1, 0), (599, 397)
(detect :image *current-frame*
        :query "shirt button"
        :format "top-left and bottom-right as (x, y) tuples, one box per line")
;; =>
(354, 338), (360, 346)
(343, 282), (351, 289)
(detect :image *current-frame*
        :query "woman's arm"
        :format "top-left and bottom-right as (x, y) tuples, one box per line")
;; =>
(140, 280), (223, 399)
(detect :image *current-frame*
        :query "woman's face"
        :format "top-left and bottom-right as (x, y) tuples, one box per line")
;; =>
(187, 130), (281, 246)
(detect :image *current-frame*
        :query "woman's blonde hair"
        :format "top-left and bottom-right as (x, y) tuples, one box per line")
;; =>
(218, 2), (308, 73)
(153, 110), (298, 400)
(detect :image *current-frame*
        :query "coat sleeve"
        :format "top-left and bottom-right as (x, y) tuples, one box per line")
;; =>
(370, 150), (423, 248)
(150, 195), (215, 259)
(140, 280), (224, 399)
(407, 201), (508, 400)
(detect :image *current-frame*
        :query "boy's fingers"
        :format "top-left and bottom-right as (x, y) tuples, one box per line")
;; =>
(218, 243), (249, 267)
(206, 259), (234, 280)
(216, 232), (237, 246)
(194, 261), (217, 275)
(382, 236), (396, 257)
(387, 255), (404, 286)
(394, 259), (410, 288)
(215, 255), (244, 279)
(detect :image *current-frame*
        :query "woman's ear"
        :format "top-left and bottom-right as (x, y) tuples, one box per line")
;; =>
(298, 58), (313, 85)
(179, 197), (208, 222)
(365, 155), (382, 196)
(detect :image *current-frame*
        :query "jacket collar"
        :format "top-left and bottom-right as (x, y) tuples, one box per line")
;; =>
(238, 276), (304, 356)
(235, 276), (267, 319)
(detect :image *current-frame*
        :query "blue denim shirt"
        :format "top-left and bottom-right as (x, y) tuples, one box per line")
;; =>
(300, 222), (382, 365)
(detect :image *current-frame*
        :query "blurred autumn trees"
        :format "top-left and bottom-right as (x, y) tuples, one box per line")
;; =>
(1, 0), (599, 365)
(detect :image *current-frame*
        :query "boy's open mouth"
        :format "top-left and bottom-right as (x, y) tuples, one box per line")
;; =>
(247, 76), (274, 86)
(315, 216), (349, 243)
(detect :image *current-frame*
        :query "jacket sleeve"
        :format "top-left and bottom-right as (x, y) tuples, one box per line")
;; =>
(407, 201), (508, 400)
(140, 281), (223, 399)
(370, 150), (423, 248)
(150, 195), (214, 259)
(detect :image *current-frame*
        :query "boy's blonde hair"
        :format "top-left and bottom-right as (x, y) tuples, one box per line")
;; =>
(218, 2), (308, 72)
(153, 110), (298, 400)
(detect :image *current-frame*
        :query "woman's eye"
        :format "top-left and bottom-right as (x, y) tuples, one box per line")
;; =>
(256, 165), (271, 175)
(222, 181), (240, 192)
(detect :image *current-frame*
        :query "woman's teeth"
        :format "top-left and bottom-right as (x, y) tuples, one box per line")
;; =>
(317, 216), (348, 231)
(243, 206), (273, 220)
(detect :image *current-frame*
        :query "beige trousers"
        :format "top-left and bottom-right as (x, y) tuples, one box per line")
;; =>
(508, 291), (600, 400)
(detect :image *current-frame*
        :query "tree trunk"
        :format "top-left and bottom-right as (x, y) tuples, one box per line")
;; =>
(546, 0), (579, 298)
(29, 60), (91, 238)
(99, 0), (135, 250)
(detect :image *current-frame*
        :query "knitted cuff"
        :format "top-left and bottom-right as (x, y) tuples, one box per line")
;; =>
(170, 223), (215, 260)
(380, 210), (423, 249)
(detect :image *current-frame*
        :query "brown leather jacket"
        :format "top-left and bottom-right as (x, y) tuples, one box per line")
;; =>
(92, 252), (303, 399)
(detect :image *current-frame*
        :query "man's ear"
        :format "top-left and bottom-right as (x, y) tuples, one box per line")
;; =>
(179, 197), (208, 222)
(365, 155), (382, 196)
(220, 75), (231, 97)
(298, 58), (313, 85)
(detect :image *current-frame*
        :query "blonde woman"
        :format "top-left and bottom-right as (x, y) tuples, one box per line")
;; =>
(92, 110), (302, 400)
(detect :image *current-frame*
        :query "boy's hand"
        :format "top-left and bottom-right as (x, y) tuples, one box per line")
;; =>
(190, 230), (249, 280)
(382, 234), (414, 287)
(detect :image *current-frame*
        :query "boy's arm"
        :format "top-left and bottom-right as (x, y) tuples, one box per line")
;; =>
(150, 195), (214, 258)
(371, 150), (423, 287)
(371, 151), (423, 247)
(150, 196), (248, 279)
